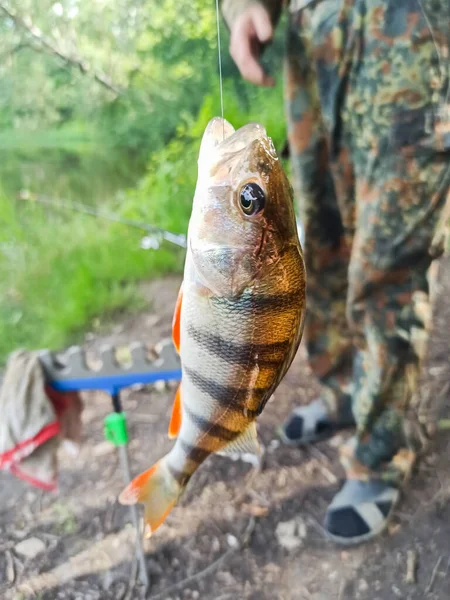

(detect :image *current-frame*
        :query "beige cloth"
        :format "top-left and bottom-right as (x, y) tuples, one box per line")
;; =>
(0, 350), (83, 490)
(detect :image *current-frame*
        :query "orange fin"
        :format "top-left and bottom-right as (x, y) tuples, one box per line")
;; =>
(171, 284), (183, 353)
(118, 459), (180, 537)
(119, 463), (158, 505)
(168, 384), (182, 439)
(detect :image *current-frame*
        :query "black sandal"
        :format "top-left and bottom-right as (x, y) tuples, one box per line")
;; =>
(324, 479), (400, 545)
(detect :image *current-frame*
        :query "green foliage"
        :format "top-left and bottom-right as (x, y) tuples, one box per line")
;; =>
(0, 0), (287, 364)
(122, 80), (286, 236)
(0, 188), (183, 360)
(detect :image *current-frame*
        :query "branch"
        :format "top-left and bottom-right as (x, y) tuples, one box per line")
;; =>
(0, 4), (122, 96)
(0, 42), (32, 62)
(148, 517), (256, 600)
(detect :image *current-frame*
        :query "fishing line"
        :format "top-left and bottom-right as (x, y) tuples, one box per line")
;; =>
(21, 192), (187, 248)
(215, 0), (225, 139)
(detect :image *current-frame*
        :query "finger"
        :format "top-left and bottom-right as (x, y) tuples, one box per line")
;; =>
(252, 5), (274, 43)
(230, 36), (274, 87)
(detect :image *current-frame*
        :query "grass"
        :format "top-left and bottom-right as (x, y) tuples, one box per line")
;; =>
(0, 192), (183, 362)
(0, 83), (286, 365)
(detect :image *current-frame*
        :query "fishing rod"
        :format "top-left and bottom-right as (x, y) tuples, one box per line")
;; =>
(19, 191), (187, 249)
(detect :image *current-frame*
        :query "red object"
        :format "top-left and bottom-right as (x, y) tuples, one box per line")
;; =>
(0, 386), (82, 490)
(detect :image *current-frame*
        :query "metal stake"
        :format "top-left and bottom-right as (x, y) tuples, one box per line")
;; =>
(105, 393), (149, 591)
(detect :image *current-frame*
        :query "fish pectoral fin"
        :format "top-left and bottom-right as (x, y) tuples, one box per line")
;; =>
(171, 283), (183, 353)
(217, 422), (260, 457)
(168, 383), (182, 439)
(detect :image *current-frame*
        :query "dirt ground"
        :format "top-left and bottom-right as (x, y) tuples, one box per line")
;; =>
(1, 260), (449, 600)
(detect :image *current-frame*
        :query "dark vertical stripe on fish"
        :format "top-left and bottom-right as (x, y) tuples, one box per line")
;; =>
(186, 325), (292, 366)
(184, 366), (265, 413)
(179, 440), (211, 464)
(167, 464), (190, 487)
(183, 404), (242, 441)
(211, 289), (303, 317)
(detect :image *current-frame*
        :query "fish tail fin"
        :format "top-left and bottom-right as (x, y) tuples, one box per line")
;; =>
(118, 457), (181, 537)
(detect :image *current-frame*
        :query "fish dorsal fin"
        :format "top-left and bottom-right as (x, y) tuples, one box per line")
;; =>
(168, 383), (182, 439)
(217, 422), (260, 457)
(171, 284), (183, 353)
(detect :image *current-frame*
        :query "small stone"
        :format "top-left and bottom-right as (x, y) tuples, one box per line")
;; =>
(268, 439), (280, 453)
(328, 434), (344, 448)
(93, 441), (115, 457)
(388, 523), (401, 536)
(297, 518), (307, 539)
(191, 591), (200, 600)
(25, 491), (37, 503)
(226, 534), (239, 548)
(425, 453), (438, 466)
(145, 315), (161, 327)
(228, 451), (260, 467)
(277, 470), (287, 487)
(263, 562), (281, 583)
(211, 537), (220, 553)
(61, 440), (80, 457)
(405, 550), (417, 584)
(241, 503), (268, 517)
(358, 579), (369, 592)
(223, 505), (236, 521)
(14, 537), (46, 559)
(5, 550), (15, 583)
(216, 571), (236, 586)
(275, 519), (303, 550)
(154, 380), (166, 392)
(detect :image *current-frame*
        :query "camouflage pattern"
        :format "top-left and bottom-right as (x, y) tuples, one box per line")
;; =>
(284, 0), (450, 484)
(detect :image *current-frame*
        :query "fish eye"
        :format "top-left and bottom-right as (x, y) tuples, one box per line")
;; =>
(239, 183), (266, 216)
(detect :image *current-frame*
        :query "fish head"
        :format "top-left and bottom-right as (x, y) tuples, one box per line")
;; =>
(188, 117), (298, 297)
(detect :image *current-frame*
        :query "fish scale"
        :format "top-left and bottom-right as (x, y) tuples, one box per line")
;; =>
(119, 117), (306, 537)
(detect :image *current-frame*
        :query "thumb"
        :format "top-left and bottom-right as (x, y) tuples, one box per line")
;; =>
(252, 6), (273, 43)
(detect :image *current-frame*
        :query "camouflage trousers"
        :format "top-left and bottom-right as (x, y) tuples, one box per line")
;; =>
(285, 0), (450, 484)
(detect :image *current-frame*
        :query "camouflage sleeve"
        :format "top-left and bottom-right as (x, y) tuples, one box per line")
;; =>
(221, 0), (283, 31)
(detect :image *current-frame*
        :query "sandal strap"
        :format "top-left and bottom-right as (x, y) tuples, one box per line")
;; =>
(290, 398), (330, 435)
(328, 479), (399, 510)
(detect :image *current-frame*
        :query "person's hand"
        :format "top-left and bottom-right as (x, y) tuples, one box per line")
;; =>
(229, 4), (275, 87)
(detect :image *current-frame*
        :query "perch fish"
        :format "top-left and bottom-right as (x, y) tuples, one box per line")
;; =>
(119, 117), (306, 536)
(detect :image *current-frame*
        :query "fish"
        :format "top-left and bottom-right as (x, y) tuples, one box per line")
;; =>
(119, 117), (306, 537)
